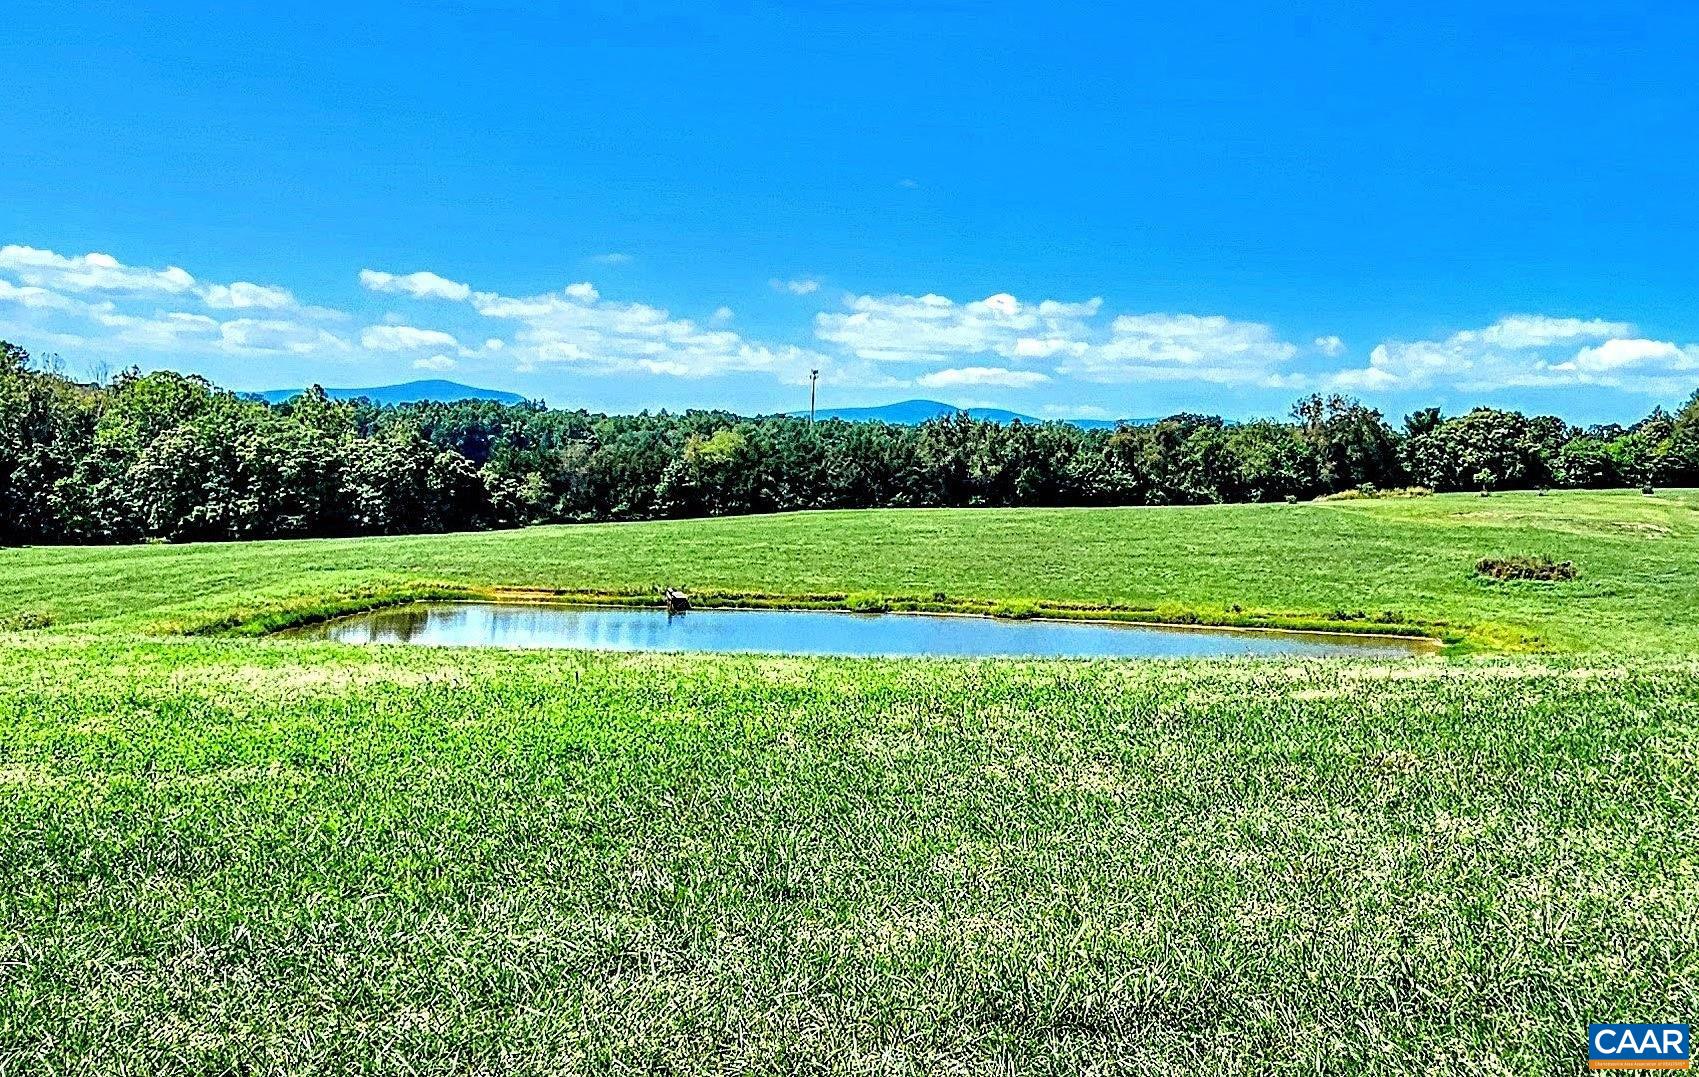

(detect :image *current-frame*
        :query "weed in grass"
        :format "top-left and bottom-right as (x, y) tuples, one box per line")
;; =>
(1475, 555), (1578, 582)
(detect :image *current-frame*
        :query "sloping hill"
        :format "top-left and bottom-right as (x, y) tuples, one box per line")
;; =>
(800, 398), (1146, 427)
(258, 380), (526, 406)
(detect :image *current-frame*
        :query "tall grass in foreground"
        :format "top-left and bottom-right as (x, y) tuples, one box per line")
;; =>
(0, 638), (1693, 1074)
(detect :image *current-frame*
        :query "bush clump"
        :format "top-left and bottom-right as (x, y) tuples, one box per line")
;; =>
(845, 592), (889, 613)
(1475, 555), (1577, 582)
(1317, 485), (1434, 502)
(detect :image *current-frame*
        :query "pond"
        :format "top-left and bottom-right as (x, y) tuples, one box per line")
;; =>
(283, 602), (1432, 659)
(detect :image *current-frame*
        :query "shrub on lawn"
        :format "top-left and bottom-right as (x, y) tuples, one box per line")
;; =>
(1317, 485), (1434, 502)
(1475, 555), (1578, 582)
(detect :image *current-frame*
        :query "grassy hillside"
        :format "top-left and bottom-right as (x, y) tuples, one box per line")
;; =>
(3, 489), (1697, 651)
(2, 492), (1697, 1072)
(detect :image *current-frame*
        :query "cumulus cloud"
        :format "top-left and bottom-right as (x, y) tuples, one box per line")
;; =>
(218, 319), (350, 356)
(1474, 314), (1633, 349)
(1334, 314), (1699, 394)
(1040, 403), (1115, 419)
(0, 278), (85, 311)
(359, 268), (472, 302)
(1062, 313), (1301, 386)
(1565, 337), (1684, 373)
(815, 290), (1302, 388)
(199, 281), (297, 310)
(917, 366), (1050, 389)
(816, 291), (1102, 365)
(16, 242), (1689, 405)
(0, 244), (361, 367)
(0, 245), (327, 320)
(359, 324), (461, 352)
(92, 308), (222, 348)
(0, 245), (196, 295)
(469, 282), (825, 380)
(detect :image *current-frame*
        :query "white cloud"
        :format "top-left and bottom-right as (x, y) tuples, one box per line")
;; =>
(470, 282), (825, 380)
(219, 319), (350, 356)
(816, 291), (1102, 364)
(1012, 336), (1087, 359)
(30, 300), (351, 359)
(0, 246), (331, 319)
(93, 307), (222, 348)
(1473, 314), (1632, 349)
(590, 252), (633, 265)
(815, 290), (1300, 388)
(1040, 403), (1114, 419)
(16, 242), (1689, 404)
(359, 324), (460, 352)
(1564, 337), (1683, 372)
(1063, 313), (1300, 386)
(199, 281), (296, 310)
(0, 279), (84, 311)
(1334, 314), (1698, 394)
(359, 268), (472, 301)
(0, 245), (196, 295)
(917, 366), (1050, 389)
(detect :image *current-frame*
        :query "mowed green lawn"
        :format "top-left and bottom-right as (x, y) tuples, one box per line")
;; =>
(4, 488), (1699, 651)
(1, 491), (1697, 1073)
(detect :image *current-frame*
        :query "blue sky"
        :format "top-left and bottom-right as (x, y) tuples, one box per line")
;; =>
(3, 0), (1697, 423)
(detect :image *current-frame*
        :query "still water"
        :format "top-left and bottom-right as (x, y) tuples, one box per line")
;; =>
(286, 602), (1431, 659)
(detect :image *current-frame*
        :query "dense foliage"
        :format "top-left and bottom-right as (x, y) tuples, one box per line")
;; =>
(5, 340), (1698, 544)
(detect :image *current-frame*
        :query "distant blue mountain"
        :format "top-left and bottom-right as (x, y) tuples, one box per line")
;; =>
(257, 380), (526, 406)
(798, 398), (1150, 429)
(806, 399), (1035, 424)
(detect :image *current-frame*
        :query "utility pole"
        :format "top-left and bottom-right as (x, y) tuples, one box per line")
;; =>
(809, 369), (819, 425)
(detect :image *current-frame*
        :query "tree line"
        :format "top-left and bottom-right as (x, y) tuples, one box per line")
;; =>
(3, 340), (1697, 545)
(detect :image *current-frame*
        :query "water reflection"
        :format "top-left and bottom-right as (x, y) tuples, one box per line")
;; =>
(284, 602), (1432, 659)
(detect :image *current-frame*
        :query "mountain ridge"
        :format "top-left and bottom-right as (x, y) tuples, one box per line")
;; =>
(256, 380), (527, 406)
(255, 384), (1151, 427)
(797, 398), (1150, 429)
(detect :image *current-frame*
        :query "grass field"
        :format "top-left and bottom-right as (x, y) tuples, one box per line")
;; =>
(2, 491), (1697, 1073)
(5, 488), (1699, 651)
